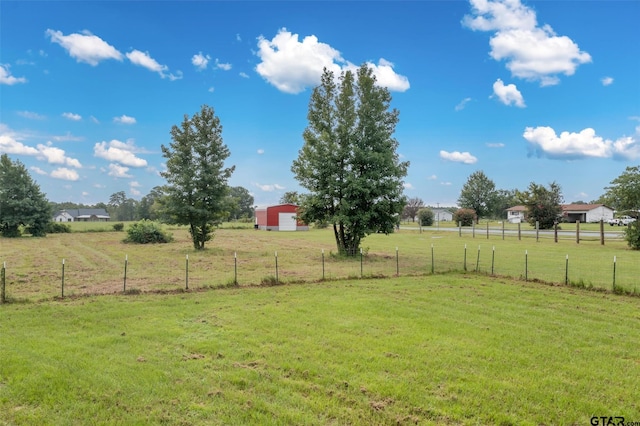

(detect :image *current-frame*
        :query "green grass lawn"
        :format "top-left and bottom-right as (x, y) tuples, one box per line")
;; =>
(1, 225), (639, 301)
(1, 274), (639, 425)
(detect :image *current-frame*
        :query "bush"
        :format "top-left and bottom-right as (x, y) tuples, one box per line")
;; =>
(112, 223), (125, 232)
(625, 220), (640, 250)
(453, 208), (476, 226)
(124, 220), (173, 244)
(417, 208), (434, 226)
(47, 222), (71, 233)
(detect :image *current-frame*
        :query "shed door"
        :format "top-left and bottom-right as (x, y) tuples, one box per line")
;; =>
(278, 212), (297, 231)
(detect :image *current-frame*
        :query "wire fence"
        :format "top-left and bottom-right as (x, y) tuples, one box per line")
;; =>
(2, 233), (639, 303)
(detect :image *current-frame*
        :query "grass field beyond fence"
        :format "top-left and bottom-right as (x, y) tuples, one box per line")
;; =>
(1, 275), (639, 424)
(0, 225), (639, 301)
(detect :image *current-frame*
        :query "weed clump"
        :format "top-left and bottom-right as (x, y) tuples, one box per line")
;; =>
(123, 220), (173, 244)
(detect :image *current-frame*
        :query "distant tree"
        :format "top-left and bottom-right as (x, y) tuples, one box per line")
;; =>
(453, 208), (476, 226)
(160, 105), (235, 250)
(279, 191), (301, 205)
(291, 65), (408, 256)
(490, 189), (518, 219)
(0, 154), (51, 237)
(417, 208), (434, 226)
(137, 186), (165, 220)
(517, 181), (563, 229)
(403, 197), (424, 222)
(108, 191), (138, 221)
(227, 186), (254, 220)
(603, 166), (640, 216)
(458, 171), (497, 223)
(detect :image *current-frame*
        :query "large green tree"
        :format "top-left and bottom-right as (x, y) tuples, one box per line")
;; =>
(517, 181), (563, 229)
(160, 105), (235, 250)
(603, 165), (640, 216)
(0, 154), (51, 237)
(458, 170), (497, 222)
(291, 65), (408, 256)
(227, 186), (254, 220)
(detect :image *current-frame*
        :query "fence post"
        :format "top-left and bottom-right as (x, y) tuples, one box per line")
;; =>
(395, 247), (399, 276)
(458, 221), (462, 237)
(565, 254), (569, 285)
(612, 256), (616, 291)
(475, 245), (481, 272)
(525, 250), (528, 281)
(576, 220), (580, 244)
(431, 244), (434, 274)
(536, 221), (539, 242)
(123, 255), (128, 293)
(518, 222), (521, 241)
(554, 222), (558, 243)
(502, 221), (505, 240)
(234, 252), (238, 285)
(1, 262), (5, 304)
(61, 259), (65, 298)
(321, 249), (325, 280)
(472, 222), (476, 238)
(275, 251), (279, 284)
(463, 244), (467, 272)
(360, 248), (363, 278)
(185, 254), (189, 290)
(491, 246), (495, 275)
(600, 219), (604, 245)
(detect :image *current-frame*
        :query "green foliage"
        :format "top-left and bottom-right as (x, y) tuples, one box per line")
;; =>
(279, 191), (301, 205)
(46, 222), (72, 233)
(108, 191), (138, 222)
(458, 170), (496, 222)
(624, 220), (640, 250)
(453, 208), (476, 226)
(227, 186), (254, 220)
(124, 220), (173, 244)
(0, 154), (52, 238)
(291, 65), (408, 256)
(160, 105), (235, 250)
(112, 223), (125, 232)
(517, 181), (563, 229)
(604, 165), (640, 215)
(417, 208), (434, 226)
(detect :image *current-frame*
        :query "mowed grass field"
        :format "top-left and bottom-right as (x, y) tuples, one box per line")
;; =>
(1, 274), (640, 425)
(0, 223), (638, 301)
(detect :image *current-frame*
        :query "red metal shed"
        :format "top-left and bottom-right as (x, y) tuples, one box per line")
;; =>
(255, 204), (308, 231)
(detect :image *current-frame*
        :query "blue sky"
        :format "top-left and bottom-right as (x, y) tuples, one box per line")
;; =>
(1, 0), (639, 208)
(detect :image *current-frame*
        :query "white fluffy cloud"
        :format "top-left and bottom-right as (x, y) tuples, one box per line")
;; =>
(455, 97), (472, 111)
(215, 59), (232, 71)
(0, 64), (27, 85)
(0, 133), (39, 155)
(108, 163), (133, 178)
(113, 115), (136, 125)
(255, 28), (409, 94)
(46, 29), (123, 66)
(62, 112), (82, 121)
(464, 0), (591, 86)
(17, 111), (45, 120)
(255, 183), (285, 192)
(126, 49), (182, 80)
(523, 126), (640, 160)
(36, 143), (82, 168)
(30, 166), (48, 175)
(51, 167), (80, 181)
(439, 150), (478, 164)
(492, 78), (525, 107)
(94, 140), (147, 167)
(601, 76), (614, 86)
(192, 52), (211, 70)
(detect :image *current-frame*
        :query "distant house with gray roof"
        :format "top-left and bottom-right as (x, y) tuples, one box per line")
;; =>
(52, 209), (110, 222)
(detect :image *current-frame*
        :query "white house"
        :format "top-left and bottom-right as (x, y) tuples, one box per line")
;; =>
(561, 204), (614, 223)
(506, 205), (527, 223)
(432, 208), (453, 222)
(52, 209), (110, 222)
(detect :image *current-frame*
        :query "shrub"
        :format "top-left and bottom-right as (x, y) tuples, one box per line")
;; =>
(124, 220), (173, 244)
(112, 223), (125, 232)
(625, 220), (640, 250)
(453, 208), (476, 226)
(47, 222), (71, 233)
(417, 208), (434, 226)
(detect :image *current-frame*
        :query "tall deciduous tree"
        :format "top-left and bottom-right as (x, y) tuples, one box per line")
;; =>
(292, 66), (408, 256)
(161, 105), (235, 250)
(0, 154), (51, 237)
(402, 197), (424, 222)
(603, 165), (640, 216)
(458, 170), (496, 222)
(279, 191), (301, 205)
(517, 181), (563, 229)
(227, 186), (254, 220)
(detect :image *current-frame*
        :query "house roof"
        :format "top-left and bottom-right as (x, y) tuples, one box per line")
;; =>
(506, 205), (527, 212)
(561, 204), (612, 213)
(53, 208), (110, 218)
